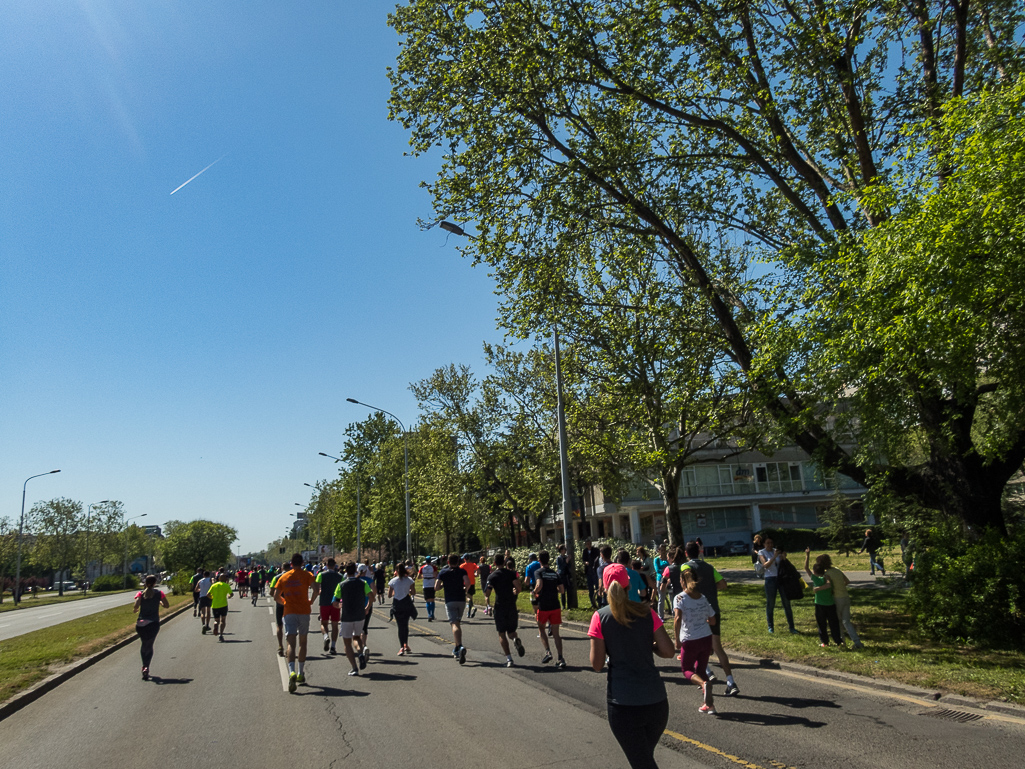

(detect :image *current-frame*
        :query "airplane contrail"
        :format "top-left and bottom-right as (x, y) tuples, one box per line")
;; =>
(170, 154), (226, 195)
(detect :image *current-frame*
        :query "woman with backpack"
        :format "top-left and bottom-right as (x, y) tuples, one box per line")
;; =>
(757, 537), (798, 634)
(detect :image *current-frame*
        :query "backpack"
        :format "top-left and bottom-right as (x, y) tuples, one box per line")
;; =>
(779, 560), (805, 600)
(754, 559), (765, 579)
(667, 564), (683, 596)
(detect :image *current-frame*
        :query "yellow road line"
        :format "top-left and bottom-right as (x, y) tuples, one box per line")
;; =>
(662, 729), (794, 769)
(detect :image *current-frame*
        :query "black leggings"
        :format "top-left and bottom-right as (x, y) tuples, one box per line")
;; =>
(607, 699), (669, 769)
(815, 603), (843, 645)
(136, 620), (160, 668)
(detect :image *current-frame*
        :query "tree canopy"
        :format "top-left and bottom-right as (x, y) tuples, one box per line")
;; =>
(159, 520), (237, 573)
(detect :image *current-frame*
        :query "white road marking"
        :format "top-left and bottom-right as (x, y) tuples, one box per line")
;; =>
(272, 622), (290, 691)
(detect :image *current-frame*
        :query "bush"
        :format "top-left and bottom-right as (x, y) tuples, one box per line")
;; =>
(91, 574), (138, 592)
(168, 571), (193, 596)
(908, 526), (1025, 649)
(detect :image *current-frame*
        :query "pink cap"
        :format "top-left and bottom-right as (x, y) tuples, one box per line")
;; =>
(602, 563), (629, 591)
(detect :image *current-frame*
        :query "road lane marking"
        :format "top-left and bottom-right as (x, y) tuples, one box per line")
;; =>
(272, 622), (290, 691)
(662, 729), (792, 769)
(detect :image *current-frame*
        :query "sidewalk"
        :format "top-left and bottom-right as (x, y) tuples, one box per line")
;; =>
(720, 568), (907, 590)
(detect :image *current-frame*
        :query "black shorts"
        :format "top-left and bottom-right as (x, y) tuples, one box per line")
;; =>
(199, 596), (212, 608)
(213, 606), (228, 618)
(710, 611), (722, 637)
(275, 603), (284, 628)
(423, 587), (436, 600)
(467, 585), (476, 596)
(494, 604), (518, 635)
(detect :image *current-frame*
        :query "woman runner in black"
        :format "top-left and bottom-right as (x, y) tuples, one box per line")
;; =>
(134, 574), (170, 680)
(588, 564), (675, 769)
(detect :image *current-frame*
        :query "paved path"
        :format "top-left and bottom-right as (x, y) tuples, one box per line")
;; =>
(3, 590), (1022, 769)
(0, 590), (145, 641)
(720, 568), (905, 590)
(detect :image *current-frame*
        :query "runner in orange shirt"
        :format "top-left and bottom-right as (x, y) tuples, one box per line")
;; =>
(274, 552), (319, 693)
(461, 554), (480, 619)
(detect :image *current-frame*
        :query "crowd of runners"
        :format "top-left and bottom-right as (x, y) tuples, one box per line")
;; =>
(132, 538), (863, 769)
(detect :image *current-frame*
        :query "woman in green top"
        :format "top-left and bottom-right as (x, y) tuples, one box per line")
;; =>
(804, 548), (843, 647)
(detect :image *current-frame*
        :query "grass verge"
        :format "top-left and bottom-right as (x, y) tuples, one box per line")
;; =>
(493, 583), (1024, 704)
(0, 594), (190, 703)
(0, 590), (138, 614)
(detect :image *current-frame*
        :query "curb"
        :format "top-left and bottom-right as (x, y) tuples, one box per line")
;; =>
(513, 607), (1024, 719)
(0, 599), (193, 722)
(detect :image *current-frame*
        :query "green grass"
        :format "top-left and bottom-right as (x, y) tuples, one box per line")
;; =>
(0, 594), (190, 703)
(489, 581), (1025, 704)
(0, 589), (137, 613)
(707, 543), (906, 574)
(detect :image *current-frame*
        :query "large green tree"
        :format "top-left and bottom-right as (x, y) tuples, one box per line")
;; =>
(29, 498), (83, 595)
(389, 0), (1025, 533)
(159, 520), (237, 573)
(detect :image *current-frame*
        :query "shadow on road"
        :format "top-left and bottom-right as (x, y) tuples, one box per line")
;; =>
(713, 712), (827, 728)
(218, 639), (252, 644)
(738, 694), (840, 710)
(307, 686), (370, 698)
(364, 671), (416, 682)
(150, 677), (193, 685)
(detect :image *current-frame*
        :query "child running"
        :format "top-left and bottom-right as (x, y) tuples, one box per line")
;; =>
(673, 568), (718, 715)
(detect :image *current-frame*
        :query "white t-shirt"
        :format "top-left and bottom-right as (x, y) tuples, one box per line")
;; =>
(198, 577), (213, 597)
(418, 563), (438, 588)
(757, 548), (778, 578)
(389, 576), (414, 601)
(673, 591), (716, 643)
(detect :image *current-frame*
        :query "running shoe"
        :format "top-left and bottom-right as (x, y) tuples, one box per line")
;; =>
(470, 606), (477, 618)
(547, 628), (553, 637)
(705, 671), (718, 682)
(398, 648), (406, 656)
(514, 637), (525, 657)
(288, 672), (298, 693)
(403, 644), (411, 654)
(458, 646), (467, 665)
(278, 646), (285, 657)
(541, 650), (553, 664)
(820, 642), (829, 648)
(348, 669), (359, 677)
(324, 637), (330, 652)
(359, 650), (367, 670)
(427, 616), (434, 622)
(556, 658), (566, 670)
(724, 682), (740, 697)
(698, 704), (718, 715)
(219, 634), (225, 642)
(202, 625), (208, 635)
(505, 659), (514, 668)
(141, 667), (149, 681)
(296, 672), (306, 685)
(330, 647), (337, 655)
(789, 628), (800, 635)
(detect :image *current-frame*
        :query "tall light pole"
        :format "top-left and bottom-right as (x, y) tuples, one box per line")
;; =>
(14, 470), (61, 604)
(83, 499), (109, 596)
(440, 221), (576, 594)
(346, 399), (412, 558)
(122, 513), (147, 589)
(320, 453), (361, 562)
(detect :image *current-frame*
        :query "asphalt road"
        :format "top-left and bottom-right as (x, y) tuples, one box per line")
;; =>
(2, 591), (1022, 769)
(0, 590), (142, 641)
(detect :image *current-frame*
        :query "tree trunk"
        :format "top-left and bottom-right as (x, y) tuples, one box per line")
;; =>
(658, 468), (684, 546)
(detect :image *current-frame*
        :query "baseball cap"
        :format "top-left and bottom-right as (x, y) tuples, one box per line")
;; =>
(425, 556), (432, 562)
(602, 563), (630, 591)
(357, 563), (367, 575)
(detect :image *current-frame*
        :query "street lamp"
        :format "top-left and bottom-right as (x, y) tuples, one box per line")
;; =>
(14, 470), (61, 604)
(122, 513), (147, 589)
(83, 500), (110, 597)
(438, 222), (575, 598)
(319, 453), (361, 562)
(345, 399), (412, 559)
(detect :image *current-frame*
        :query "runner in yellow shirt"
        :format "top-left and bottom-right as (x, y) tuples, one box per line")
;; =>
(208, 574), (234, 641)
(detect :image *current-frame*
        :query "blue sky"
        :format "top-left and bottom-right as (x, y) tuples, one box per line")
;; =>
(0, 1), (499, 554)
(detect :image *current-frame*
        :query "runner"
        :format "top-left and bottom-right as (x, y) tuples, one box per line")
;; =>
(249, 567), (261, 607)
(332, 561), (373, 676)
(532, 551), (566, 668)
(357, 563), (375, 661)
(235, 568), (247, 599)
(484, 554), (524, 667)
(275, 553), (319, 692)
(133, 574), (170, 680)
(315, 559), (343, 655)
(208, 572), (234, 640)
(268, 562), (289, 656)
(436, 553), (471, 664)
(374, 562), (386, 605)
(674, 567), (719, 715)
(388, 563), (417, 654)
(189, 568), (203, 617)
(197, 570), (214, 633)
(461, 554), (479, 618)
(683, 540), (738, 696)
(417, 556), (439, 622)
(477, 557), (492, 615)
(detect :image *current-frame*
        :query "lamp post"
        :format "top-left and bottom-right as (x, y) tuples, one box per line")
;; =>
(14, 470), (61, 605)
(440, 221), (576, 604)
(319, 452), (362, 563)
(122, 513), (147, 589)
(345, 399), (411, 559)
(83, 500), (110, 597)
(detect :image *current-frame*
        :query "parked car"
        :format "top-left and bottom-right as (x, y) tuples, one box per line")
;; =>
(722, 540), (750, 556)
(47, 581), (78, 592)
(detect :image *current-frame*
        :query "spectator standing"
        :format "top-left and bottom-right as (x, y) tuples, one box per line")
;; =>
(581, 539), (599, 608)
(757, 537), (797, 634)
